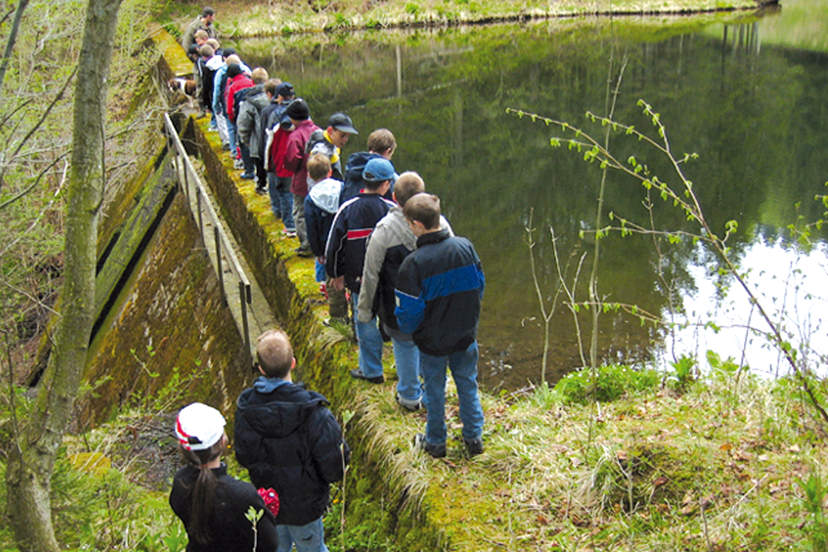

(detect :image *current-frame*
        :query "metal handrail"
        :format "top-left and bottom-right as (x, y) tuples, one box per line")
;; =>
(162, 113), (252, 355)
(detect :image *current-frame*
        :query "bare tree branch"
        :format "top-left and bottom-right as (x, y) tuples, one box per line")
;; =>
(0, 65), (77, 193)
(0, 0), (29, 91)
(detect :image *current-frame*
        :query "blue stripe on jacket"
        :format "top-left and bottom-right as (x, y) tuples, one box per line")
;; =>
(421, 264), (485, 301)
(394, 289), (424, 335)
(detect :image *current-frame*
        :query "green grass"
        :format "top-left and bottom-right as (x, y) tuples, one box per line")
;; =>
(160, 0), (768, 39)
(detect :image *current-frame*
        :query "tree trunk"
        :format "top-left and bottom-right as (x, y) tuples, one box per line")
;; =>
(4, 0), (122, 549)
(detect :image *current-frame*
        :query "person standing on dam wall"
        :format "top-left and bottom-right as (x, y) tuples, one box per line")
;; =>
(394, 193), (486, 459)
(234, 329), (349, 552)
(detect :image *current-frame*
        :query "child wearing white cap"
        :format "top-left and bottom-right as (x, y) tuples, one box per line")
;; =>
(169, 402), (278, 551)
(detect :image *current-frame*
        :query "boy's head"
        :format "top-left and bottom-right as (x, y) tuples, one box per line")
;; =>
(285, 98), (310, 122)
(264, 78), (282, 98)
(255, 329), (294, 378)
(367, 128), (396, 159)
(327, 113), (358, 148)
(194, 29), (209, 45)
(307, 153), (332, 182)
(226, 63), (242, 79)
(276, 82), (294, 102)
(224, 53), (240, 66)
(206, 38), (220, 51)
(362, 158), (395, 192)
(393, 171), (425, 207)
(198, 44), (214, 58)
(251, 67), (269, 85)
(404, 193), (441, 234)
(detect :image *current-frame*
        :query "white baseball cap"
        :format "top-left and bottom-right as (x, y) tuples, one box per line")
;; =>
(175, 402), (226, 451)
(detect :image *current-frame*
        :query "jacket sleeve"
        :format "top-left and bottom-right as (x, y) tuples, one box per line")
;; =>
(282, 134), (304, 173)
(394, 256), (425, 334)
(310, 409), (348, 484)
(233, 413), (263, 469)
(211, 69), (223, 114)
(237, 104), (252, 144)
(357, 227), (386, 323)
(304, 198), (323, 257)
(325, 209), (347, 279)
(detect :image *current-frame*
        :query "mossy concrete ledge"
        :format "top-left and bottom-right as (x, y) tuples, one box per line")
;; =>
(188, 116), (515, 550)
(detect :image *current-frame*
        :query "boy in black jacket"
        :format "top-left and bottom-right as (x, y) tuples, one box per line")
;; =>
(235, 329), (349, 552)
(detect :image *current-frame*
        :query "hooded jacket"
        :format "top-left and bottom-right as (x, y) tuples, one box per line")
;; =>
(305, 178), (344, 258)
(340, 151), (395, 205)
(357, 207), (453, 333)
(225, 72), (253, 123)
(234, 378), (348, 526)
(236, 85), (269, 157)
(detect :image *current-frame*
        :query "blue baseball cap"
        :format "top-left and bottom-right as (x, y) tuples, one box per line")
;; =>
(363, 158), (395, 183)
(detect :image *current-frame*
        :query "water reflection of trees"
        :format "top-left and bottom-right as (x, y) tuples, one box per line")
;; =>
(237, 19), (828, 388)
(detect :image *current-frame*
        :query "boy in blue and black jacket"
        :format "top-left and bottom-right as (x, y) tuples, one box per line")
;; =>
(394, 193), (486, 459)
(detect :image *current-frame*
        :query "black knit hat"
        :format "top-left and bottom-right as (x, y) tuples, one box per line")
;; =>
(285, 98), (310, 121)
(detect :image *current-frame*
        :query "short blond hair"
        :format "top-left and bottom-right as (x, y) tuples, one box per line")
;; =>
(394, 172), (425, 207)
(255, 329), (293, 378)
(307, 153), (332, 182)
(251, 67), (269, 85)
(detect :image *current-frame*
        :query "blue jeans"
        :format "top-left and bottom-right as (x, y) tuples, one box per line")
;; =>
(227, 121), (237, 158)
(352, 292), (383, 378)
(420, 341), (484, 446)
(267, 174), (295, 230)
(239, 142), (254, 174)
(392, 335), (421, 402)
(276, 517), (328, 552)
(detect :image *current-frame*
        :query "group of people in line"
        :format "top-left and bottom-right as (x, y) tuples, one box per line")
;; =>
(173, 8), (488, 551)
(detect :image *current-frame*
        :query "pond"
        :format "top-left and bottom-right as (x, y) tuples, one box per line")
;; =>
(234, 1), (828, 390)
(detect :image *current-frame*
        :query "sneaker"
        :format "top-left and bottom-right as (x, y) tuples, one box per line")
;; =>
(396, 392), (422, 412)
(233, 159), (244, 169)
(282, 229), (297, 238)
(414, 433), (446, 458)
(240, 172), (255, 180)
(463, 437), (484, 457)
(295, 246), (313, 258)
(349, 368), (384, 384)
(323, 316), (349, 328)
(255, 186), (267, 195)
(221, 143), (231, 151)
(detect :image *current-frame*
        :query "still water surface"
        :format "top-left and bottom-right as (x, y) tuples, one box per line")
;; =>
(237, 3), (828, 389)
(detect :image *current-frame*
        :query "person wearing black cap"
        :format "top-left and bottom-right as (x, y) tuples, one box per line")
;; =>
(182, 7), (217, 52)
(304, 112), (359, 182)
(283, 98), (320, 256)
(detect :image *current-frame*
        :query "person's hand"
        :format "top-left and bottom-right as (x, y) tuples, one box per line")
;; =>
(332, 276), (345, 291)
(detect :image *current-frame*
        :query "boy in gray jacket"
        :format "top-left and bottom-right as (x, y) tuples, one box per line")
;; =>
(357, 172), (452, 410)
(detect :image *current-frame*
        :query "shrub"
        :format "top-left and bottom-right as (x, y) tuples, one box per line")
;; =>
(554, 364), (660, 404)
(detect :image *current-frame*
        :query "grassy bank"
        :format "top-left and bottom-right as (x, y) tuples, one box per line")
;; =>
(3, 360), (826, 550)
(160, 0), (771, 38)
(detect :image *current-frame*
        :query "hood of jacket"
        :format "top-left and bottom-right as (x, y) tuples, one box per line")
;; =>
(377, 207), (417, 251)
(344, 151), (381, 183)
(308, 178), (344, 214)
(235, 382), (328, 439)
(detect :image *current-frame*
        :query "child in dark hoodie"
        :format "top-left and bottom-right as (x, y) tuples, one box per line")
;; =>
(234, 329), (348, 552)
(339, 128), (397, 205)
